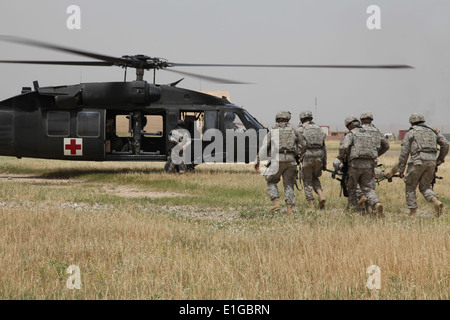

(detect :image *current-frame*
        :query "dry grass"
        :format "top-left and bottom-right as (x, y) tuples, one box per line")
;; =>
(0, 140), (448, 300)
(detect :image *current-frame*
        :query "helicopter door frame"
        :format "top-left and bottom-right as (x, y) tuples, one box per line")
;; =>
(179, 109), (218, 164)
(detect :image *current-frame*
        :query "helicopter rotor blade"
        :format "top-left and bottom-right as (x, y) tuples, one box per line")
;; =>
(0, 35), (129, 66)
(163, 68), (251, 84)
(170, 62), (414, 69)
(0, 60), (113, 66)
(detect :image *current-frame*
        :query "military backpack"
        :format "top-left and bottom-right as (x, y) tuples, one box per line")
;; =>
(349, 128), (378, 161)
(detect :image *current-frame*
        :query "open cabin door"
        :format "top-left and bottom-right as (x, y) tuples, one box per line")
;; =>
(105, 110), (167, 161)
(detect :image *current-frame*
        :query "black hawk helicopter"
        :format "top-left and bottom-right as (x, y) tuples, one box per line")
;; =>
(0, 36), (412, 170)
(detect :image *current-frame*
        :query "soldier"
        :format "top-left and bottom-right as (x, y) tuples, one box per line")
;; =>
(105, 118), (124, 153)
(356, 112), (390, 212)
(398, 113), (449, 217)
(297, 110), (327, 209)
(254, 111), (300, 215)
(166, 120), (191, 173)
(337, 115), (384, 217)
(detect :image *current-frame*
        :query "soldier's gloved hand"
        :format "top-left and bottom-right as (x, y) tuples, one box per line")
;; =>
(333, 159), (343, 171)
(437, 160), (443, 167)
(399, 172), (404, 179)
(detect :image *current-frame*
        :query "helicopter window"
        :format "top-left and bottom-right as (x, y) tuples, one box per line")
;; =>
(115, 115), (131, 137)
(204, 111), (217, 131)
(242, 110), (264, 130)
(77, 111), (100, 137)
(224, 111), (246, 131)
(142, 115), (163, 137)
(47, 111), (70, 137)
(181, 111), (204, 138)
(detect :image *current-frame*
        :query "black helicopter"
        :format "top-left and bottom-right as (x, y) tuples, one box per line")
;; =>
(0, 36), (412, 170)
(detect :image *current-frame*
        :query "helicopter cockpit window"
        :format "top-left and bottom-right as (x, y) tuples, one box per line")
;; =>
(77, 111), (100, 137)
(224, 111), (246, 131)
(47, 111), (70, 137)
(242, 110), (264, 130)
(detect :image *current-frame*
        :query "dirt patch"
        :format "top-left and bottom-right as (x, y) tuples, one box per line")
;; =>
(0, 173), (78, 185)
(102, 186), (184, 198)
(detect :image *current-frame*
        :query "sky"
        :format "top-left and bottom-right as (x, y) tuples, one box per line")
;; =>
(0, 0), (449, 134)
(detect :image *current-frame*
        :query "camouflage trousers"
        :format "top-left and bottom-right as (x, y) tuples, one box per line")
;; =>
(346, 166), (380, 209)
(356, 177), (376, 199)
(404, 162), (438, 208)
(265, 161), (297, 205)
(166, 154), (187, 173)
(301, 158), (323, 201)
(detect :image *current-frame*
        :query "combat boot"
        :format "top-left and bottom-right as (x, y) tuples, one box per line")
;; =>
(270, 198), (281, 212)
(317, 189), (326, 210)
(409, 207), (418, 217)
(374, 203), (384, 218)
(431, 197), (443, 217)
(286, 204), (294, 215)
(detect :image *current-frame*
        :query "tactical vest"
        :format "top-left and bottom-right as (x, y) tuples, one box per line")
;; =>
(411, 126), (437, 161)
(302, 122), (325, 148)
(362, 124), (382, 150)
(349, 128), (378, 161)
(275, 123), (297, 152)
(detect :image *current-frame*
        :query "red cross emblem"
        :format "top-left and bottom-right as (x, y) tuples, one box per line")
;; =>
(64, 138), (83, 156)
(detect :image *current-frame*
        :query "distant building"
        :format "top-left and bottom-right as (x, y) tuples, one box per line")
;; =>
(398, 130), (408, 141)
(327, 130), (346, 140)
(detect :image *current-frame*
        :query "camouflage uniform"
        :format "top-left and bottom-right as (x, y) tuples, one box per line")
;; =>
(355, 112), (390, 208)
(256, 111), (300, 214)
(338, 116), (383, 216)
(398, 113), (449, 215)
(297, 111), (327, 207)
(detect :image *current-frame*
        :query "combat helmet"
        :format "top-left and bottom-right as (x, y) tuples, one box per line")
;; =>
(224, 112), (235, 121)
(344, 115), (360, 128)
(360, 111), (374, 121)
(299, 110), (313, 121)
(275, 110), (291, 122)
(409, 113), (425, 124)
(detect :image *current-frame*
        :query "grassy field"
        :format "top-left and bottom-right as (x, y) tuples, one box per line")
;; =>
(0, 141), (448, 300)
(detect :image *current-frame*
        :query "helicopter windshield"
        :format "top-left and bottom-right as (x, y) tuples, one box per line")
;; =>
(241, 109), (265, 130)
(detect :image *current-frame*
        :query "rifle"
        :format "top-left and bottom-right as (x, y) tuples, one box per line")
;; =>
(431, 166), (443, 190)
(297, 164), (303, 191)
(376, 174), (401, 183)
(324, 163), (348, 197)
